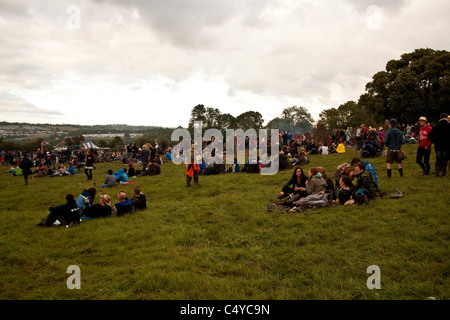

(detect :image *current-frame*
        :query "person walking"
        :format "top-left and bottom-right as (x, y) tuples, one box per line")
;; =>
(85, 149), (94, 180)
(429, 113), (450, 177)
(416, 116), (432, 175)
(384, 119), (405, 178)
(19, 153), (33, 185)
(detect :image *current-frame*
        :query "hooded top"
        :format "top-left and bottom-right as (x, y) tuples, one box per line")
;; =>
(384, 127), (405, 151)
(76, 189), (93, 209)
(306, 173), (327, 195)
(114, 168), (129, 182)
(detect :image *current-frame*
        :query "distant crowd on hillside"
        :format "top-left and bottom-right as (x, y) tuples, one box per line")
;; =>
(2, 113), (449, 224)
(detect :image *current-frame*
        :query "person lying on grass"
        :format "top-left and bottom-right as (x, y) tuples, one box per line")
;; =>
(36, 193), (81, 228)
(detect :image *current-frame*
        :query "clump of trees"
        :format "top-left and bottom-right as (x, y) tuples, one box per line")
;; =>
(320, 48), (450, 131)
(187, 104), (314, 135)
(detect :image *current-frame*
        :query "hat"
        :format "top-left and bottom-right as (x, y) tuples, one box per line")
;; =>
(100, 194), (112, 205)
(337, 163), (350, 171)
(419, 116), (427, 122)
(379, 127), (383, 131)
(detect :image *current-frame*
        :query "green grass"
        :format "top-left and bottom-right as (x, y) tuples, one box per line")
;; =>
(0, 143), (448, 300)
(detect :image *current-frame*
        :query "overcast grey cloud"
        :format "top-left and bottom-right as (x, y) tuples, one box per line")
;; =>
(0, 0), (449, 127)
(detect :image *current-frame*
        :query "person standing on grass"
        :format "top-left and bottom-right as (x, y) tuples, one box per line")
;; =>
(384, 119), (405, 178)
(416, 116), (433, 176)
(19, 153), (33, 185)
(186, 161), (200, 187)
(84, 149), (94, 180)
(429, 113), (450, 178)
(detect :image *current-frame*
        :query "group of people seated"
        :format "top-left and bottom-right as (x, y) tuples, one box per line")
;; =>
(276, 157), (380, 212)
(36, 187), (147, 228)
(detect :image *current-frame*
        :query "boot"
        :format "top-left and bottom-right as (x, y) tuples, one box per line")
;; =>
(387, 169), (392, 178)
(436, 166), (441, 178)
(442, 166), (447, 177)
(398, 168), (403, 177)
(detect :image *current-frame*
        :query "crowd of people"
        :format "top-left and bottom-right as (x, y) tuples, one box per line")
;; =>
(35, 187), (147, 228)
(269, 114), (450, 213)
(2, 113), (449, 223)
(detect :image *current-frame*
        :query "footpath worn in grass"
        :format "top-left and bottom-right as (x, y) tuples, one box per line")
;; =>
(0, 144), (448, 300)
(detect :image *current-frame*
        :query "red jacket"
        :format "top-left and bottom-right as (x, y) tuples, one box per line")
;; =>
(418, 125), (432, 148)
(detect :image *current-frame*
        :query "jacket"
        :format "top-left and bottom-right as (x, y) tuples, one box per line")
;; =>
(429, 119), (450, 150)
(132, 193), (147, 211)
(76, 189), (93, 209)
(306, 173), (327, 195)
(384, 128), (405, 151)
(353, 171), (379, 199)
(186, 163), (200, 177)
(115, 198), (134, 216)
(418, 124), (432, 149)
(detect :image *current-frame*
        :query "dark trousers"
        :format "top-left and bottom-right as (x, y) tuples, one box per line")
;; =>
(85, 169), (93, 180)
(416, 147), (431, 174)
(435, 148), (448, 174)
(186, 171), (199, 187)
(356, 137), (363, 150)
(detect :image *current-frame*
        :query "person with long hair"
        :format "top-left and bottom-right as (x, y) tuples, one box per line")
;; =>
(278, 167), (309, 204)
(291, 167), (329, 211)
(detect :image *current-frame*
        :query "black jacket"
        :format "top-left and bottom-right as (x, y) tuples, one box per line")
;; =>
(429, 119), (450, 150)
(132, 193), (147, 211)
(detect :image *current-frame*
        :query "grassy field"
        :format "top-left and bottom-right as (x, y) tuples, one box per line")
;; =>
(0, 143), (448, 300)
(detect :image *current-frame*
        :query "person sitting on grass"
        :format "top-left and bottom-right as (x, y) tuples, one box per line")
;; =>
(336, 175), (354, 205)
(277, 167), (309, 205)
(291, 167), (329, 211)
(351, 158), (378, 185)
(115, 191), (134, 216)
(81, 194), (116, 219)
(68, 163), (76, 175)
(317, 167), (335, 200)
(36, 194), (81, 228)
(131, 188), (147, 211)
(102, 169), (117, 188)
(76, 188), (97, 214)
(114, 168), (129, 184)
(334, 163), (353, 186)
(345, 163), (380, 206)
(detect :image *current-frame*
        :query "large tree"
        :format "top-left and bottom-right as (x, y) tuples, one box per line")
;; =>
(235, 111), (264, 131)
(361, 48), (450, 124)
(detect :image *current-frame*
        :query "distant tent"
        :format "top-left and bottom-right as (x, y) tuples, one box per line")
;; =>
(82, 140), (99, 149)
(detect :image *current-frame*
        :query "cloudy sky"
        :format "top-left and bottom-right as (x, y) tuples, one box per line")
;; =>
(1, 0), (449, 128)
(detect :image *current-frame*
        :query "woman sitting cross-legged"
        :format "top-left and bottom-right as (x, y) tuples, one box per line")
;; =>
(278, 167), (309, 205)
